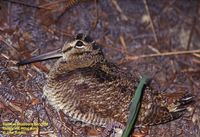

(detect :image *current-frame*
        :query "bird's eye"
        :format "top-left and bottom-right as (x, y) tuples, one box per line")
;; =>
(75, 41), (85, 48)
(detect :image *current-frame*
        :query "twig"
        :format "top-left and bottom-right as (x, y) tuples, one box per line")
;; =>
(3, 0), (51, 10)
(193, 53), (200, 58)
(119, 36), (127, 51)
(186, 1), (199, 50)
(111, 0), (128, 21)
(147, 45), (160, 54)
(143, 0), (158, 43)
(0, 35), (19, 55)
(101, 36), (128, 53)
(41, 25), (72, 37)
(0, 94), (23, 113)
(126, 49), (200, 60)
(181, 68), (200, 73)
(192, 58), (200, 64)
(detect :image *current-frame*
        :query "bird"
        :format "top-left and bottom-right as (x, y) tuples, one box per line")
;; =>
(17, 33), (193, 132)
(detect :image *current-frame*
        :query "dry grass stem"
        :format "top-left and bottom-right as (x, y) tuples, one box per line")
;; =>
(186, 1), (199, 50)
(126, 49), (200, 60)
(147, 45), (160, 54)
(3, 0), (52, 10)
(143, 0), (158, 43)
(111, 0), (128, 21)
(120, 36), (127, 51)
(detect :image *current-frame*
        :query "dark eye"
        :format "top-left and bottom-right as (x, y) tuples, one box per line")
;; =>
(75, 41), (84, 48)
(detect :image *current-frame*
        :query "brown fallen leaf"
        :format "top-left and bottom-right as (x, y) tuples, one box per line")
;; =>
(31, 98), (40, 106)
(0, 102), (5, 109)
(87, 128), (102, 136)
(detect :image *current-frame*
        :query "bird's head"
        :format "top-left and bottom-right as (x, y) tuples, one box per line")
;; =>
(61, 34), (104, 68)
(17, 34), (105, 69)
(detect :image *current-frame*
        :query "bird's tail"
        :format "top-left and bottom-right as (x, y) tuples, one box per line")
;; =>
(143, 92), (194, 126)
(166, 92), (194, 119)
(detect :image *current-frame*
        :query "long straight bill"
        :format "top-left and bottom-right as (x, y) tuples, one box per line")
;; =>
(17, 49), (62, 65)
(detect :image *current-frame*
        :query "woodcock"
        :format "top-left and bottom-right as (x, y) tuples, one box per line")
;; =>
(18, 34), (193, 129)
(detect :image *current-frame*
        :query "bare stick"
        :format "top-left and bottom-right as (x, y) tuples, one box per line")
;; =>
(126, 49), (200, 60)
(111, 0), (128, 21)
(186, 1), (199, 50)
(119, 36), (127, 51)
(143, 0), (158, 43)
(3, 0), (51, 10)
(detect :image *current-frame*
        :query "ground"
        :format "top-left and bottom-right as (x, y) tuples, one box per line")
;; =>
(0, 0), (200, 137)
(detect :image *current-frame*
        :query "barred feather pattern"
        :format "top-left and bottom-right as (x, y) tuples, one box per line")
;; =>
(39, 35), (193, 128)
(43, 58), (193, 127)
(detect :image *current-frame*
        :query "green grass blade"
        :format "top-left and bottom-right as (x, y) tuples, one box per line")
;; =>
(122, 75), (148, 137)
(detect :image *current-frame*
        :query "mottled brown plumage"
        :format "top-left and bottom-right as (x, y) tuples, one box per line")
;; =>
(18, 34), (193, 128)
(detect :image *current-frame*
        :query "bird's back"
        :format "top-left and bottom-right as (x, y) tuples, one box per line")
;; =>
(43, 60), (193, 127)
(44, 62), (138, 126)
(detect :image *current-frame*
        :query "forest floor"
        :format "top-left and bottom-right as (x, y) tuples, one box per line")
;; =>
(0, 0), (200, 137)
